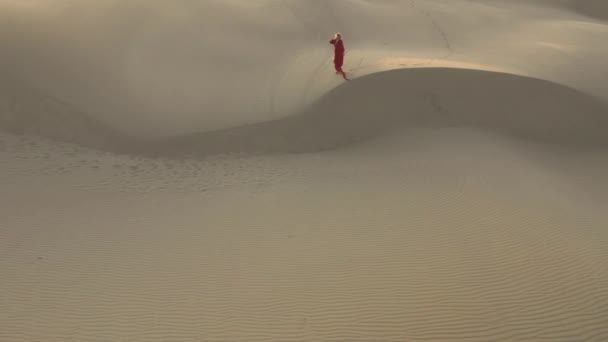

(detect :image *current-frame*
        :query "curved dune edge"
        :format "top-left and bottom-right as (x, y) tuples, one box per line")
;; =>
(148, 67), (608, 157)
(372, 58), (514, 74)
(2, 67), (607, 158)
(2, 0), (607, 137)
(568, 1), (608, 21)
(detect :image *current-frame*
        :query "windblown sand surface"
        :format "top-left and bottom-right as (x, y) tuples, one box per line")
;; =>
(1, 1), (608, 341)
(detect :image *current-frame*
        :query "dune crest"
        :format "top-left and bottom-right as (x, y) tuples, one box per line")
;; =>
(5, 68), (606, 156)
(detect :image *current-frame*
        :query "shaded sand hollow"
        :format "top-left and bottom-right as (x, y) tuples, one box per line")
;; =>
(1, 1), (608, 341)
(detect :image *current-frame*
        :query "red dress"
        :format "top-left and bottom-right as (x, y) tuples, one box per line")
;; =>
(329, 39), (345, 71)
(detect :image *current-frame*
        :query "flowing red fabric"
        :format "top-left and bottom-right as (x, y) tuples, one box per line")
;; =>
(329, 38), (348, 80)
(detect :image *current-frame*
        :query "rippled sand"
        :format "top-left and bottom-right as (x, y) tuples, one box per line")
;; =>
(1, 1), (608, 341)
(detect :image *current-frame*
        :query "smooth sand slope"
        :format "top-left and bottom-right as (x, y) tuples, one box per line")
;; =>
(2, 1), (608, 341)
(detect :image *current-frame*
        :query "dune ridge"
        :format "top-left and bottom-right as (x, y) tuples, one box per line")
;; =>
(2, 68), (607, 158)
(150, 68), (608, 157)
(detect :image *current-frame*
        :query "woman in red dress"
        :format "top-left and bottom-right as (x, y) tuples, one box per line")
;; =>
(329, 33), (348, 80)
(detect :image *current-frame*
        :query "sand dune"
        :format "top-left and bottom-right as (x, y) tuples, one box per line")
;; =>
(4, 68), (607, 156)
(572, 2), (608, 20)
(2, 0), (608, 341)
(2, 127), (608, 341)
(507, 0), (608, 21)
(2, 0), (608, 137)
(0, 78), (131, 151)
(149, 68), (608, 157)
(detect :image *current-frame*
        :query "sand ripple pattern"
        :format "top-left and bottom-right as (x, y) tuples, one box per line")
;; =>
(2, 129), (608, 341)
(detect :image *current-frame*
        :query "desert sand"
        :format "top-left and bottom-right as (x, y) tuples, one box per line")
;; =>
(1, 1), (608, 341)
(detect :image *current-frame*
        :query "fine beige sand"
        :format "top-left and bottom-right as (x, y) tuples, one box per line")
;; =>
(1, 1), (608, 341)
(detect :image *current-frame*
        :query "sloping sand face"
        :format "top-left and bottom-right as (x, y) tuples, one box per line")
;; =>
(1, 126), (608, 341)
(2, 0), (608, 139)
(146, 68), (608, 157)
(3, 68), (607, 156)
(1, 0), (608, 341)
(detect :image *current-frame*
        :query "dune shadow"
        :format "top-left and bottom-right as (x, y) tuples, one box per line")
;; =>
(570, 2), (608, 21)
(2, 68), (608, 157)
(0, 78), (132, 151)
(147, 68), (608, 157)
